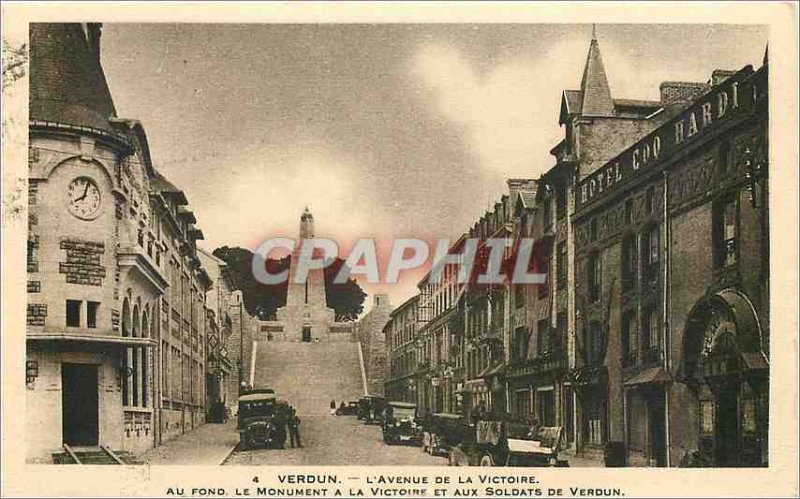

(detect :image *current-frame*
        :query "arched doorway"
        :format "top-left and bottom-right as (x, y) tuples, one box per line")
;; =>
(680, 289), (768, 467)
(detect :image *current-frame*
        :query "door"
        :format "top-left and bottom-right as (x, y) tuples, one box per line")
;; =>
(302, 327), (311, 342)
(648, 390), (667, 467)
(715, 386), (740, 466)
(62, 364), (99, 446)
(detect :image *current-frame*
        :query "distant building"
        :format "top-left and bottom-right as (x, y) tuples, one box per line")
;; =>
(356, 294), (393, 396)
(383, 295), (424, 402)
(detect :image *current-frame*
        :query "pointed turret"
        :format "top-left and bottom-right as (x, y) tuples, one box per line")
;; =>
(29, 23), (118, 133)
(579, 25), (615, 117)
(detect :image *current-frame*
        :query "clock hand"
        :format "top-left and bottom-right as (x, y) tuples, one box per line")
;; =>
(75, 183), (90, 202)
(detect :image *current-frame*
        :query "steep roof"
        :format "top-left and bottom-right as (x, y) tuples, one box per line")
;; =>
(29, 23), (118, 133)
(578, 28), (615, 117)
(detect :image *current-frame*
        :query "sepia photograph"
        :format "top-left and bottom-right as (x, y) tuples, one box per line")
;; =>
(1, 2), (798, 498)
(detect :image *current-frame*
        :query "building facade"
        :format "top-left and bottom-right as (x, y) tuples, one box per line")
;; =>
(572, 61), (769, 467)
(383, 295), (423, 402)
(26, 23), (218, 462)
(356, 294), (393, 396)
(383, 29), (769, 468)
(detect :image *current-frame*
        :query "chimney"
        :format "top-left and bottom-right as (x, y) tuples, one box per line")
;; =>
(659, 81), (709, 114)
(711, 69), (737, 86)
(86, 23), (103, 62)
(506, 178), (538, 207)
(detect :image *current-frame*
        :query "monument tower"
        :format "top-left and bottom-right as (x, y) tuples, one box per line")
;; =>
(275, 207), (336, 341)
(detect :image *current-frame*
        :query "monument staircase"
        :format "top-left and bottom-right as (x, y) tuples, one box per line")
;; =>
(250, 338), (366, 416)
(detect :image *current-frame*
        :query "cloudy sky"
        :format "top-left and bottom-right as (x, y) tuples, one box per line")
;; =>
(99, 23), (767, 309)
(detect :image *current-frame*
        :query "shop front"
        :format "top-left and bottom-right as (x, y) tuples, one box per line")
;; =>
(679, 289), (768, 467)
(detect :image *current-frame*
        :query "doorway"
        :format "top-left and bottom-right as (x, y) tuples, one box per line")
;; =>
(648, 391), (667, 467)
(715, 386), (740, 466)
(302, 327), (311, 342)
(61, 364), (99, 446)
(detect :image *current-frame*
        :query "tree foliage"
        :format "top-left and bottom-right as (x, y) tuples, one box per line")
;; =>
(212, 246), (366, 322)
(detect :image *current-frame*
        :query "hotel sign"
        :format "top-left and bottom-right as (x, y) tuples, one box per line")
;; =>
(576, 65), (765, 211)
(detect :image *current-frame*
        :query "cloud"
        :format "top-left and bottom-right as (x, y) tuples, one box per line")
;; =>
(411, 36), (588, 179)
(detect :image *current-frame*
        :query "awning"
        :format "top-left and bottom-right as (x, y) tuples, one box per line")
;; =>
(741, 351), (769, 371)
(623, 367), (670, 387)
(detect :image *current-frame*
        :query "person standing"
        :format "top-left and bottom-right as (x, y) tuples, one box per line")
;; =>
(330, 399), (336, 416)
(288, 409), (302, 448)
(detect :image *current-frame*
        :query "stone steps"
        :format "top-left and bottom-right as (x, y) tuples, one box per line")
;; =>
(252, 340), (365, 416)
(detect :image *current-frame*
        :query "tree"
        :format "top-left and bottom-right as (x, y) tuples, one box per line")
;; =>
(212, 246), (366, 322)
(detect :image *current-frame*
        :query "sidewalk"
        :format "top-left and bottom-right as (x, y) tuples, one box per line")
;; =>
(139, 421), (238, 465)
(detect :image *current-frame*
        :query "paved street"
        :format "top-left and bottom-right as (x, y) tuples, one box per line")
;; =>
(225, 415), (444, 466)
(140, 421), (238, 465)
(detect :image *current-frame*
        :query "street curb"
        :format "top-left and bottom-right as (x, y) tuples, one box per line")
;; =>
(218, 444), (238, 466)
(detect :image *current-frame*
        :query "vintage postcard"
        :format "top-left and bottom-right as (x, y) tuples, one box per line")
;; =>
(1, 2), (798, 498)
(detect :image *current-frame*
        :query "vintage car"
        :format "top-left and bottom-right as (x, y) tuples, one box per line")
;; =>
(336, 401), (360, 416)
(382, 401), (421, 445)
(448, 420), (567, 467)
(357, 395), (387, 424)
(237, 392), (289, 450)
(421, 413), (470, 456)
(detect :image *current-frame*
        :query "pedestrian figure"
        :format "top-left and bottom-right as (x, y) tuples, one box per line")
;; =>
(330, 399), (336, 416)
(288, 409), (302, 448)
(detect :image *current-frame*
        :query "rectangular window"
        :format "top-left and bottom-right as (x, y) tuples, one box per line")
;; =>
(646, 187), (656, 215)
(514, 284), (525, 309)
(87, 301), (99, 329)
(557, 242), (567, 289)
(537, 319), (550, 357)
(624, 198), (633, 225)
(66, 300), (81, 327)
(538, 255), (551, 299)
(642, 307), (661, 364)
(587, 253), (601, 303)
(543, 198), (552, 231)
(700, 399), (714, 435)
(555, 312), (566, 355)
(642, 227), (660, 285)
(556, 185), (567, 220)
(714, 195), (738, 268)
(621, 310), (636, 366)
(621, 235), (637, 291)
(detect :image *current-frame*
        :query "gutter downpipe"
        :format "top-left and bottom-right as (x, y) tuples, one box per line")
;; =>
(662, 170), (672, 467)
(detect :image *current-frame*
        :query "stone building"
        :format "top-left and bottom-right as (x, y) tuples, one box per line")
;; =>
(415, 248), (464, 415)
(197, 248), (236, 415)
(572, 59), (769, 467)
(26, 23), (214, 462)
(356, 294), (393, 396)
(383, 295), (424, 402)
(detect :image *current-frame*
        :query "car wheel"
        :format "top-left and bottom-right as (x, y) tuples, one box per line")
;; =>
(479, 454), (495, 467)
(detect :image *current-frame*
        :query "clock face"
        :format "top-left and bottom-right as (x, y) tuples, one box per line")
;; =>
(67, 177), (101, 219)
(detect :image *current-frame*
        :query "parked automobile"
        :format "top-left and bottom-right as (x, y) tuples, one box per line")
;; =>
(357, 395), (387, 424)
(336, 401), (359, 416)
(237, 392), (289, 450)
(421, 413), (470, 456)
(382, 401), (421, 445)
(448, 419), (567, 467)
